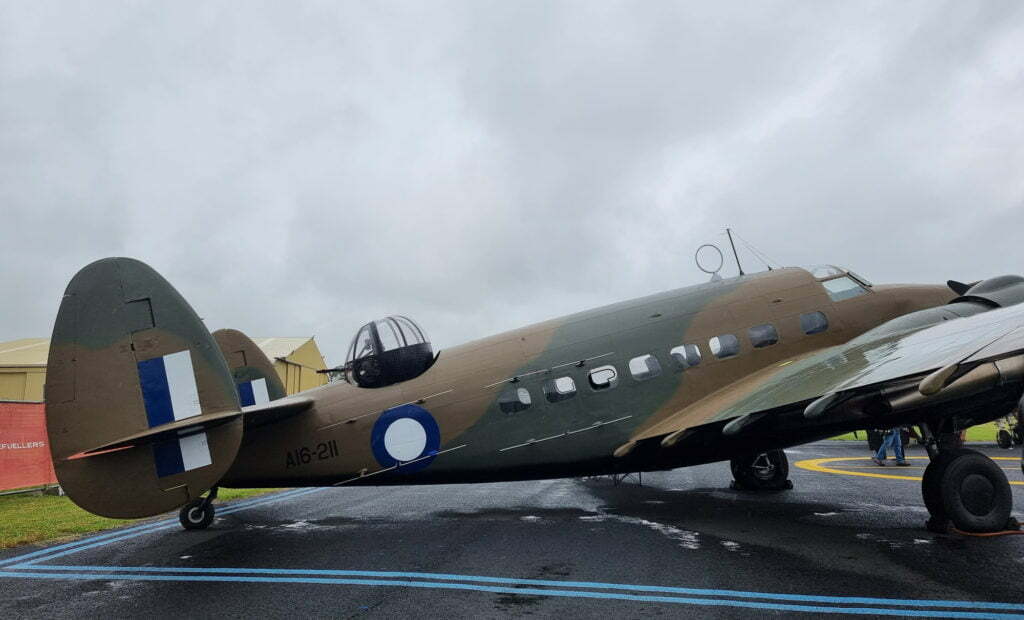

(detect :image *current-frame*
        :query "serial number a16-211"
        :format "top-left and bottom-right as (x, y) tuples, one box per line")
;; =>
(285, 440), (340, 469)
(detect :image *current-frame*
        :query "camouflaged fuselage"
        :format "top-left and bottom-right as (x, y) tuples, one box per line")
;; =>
(221, 268), (952, 487)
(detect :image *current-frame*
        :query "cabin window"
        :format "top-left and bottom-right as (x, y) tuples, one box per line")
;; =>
(543, 376), (577, 403)
(800, 311), (829, 335)
(709, 334), (740, 359)
(498, 387), (532, 414)
(823, 276), (867, 302)
(588, 365), (619, 390)
(669, 344), (702, 369)
(748, 324), (778, 348)
(628, 354), (662, 381)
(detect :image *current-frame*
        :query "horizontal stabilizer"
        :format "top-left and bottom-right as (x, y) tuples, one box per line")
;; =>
(243, 396), (314, 430)
(72, 409), (243, 458)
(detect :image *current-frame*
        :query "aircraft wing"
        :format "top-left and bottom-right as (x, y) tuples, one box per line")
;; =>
(629, 302), (1024, 450)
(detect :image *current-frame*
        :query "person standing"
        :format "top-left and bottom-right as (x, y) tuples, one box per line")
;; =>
(873, 426), (910, 466)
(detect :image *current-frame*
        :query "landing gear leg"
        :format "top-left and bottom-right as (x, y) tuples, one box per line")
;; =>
(730, 450), (793, 491)
(919, 423), (1016, 533)
(179, 487), (218, 530)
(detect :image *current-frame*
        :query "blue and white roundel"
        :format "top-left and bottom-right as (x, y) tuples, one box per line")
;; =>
(371, 404), (441, 472)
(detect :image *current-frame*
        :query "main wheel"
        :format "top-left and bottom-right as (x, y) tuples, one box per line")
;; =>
(730, 450), (791, 491)
(997, 430), (1012, 449)
(179, 498), (215, 530)
(921, 448), (977, 520)
(939, 452), (1013, 533)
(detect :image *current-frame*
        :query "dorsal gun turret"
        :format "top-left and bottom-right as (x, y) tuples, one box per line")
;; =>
(345, 316), (435, 388)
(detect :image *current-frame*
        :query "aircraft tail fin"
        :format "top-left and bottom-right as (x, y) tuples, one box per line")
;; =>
(212, 328), (287, 407)
(46, 258), (243, 519)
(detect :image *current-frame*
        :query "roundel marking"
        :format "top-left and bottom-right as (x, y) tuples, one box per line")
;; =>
(371, 404), (441, 472)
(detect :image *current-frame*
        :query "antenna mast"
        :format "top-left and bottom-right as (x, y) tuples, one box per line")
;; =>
(726, 228), (744, 276)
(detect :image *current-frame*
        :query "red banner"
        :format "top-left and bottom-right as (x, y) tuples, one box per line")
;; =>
(0, 402), (57, 490)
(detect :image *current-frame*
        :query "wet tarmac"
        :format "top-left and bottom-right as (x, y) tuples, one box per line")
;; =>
(2, 441), (1023, 619)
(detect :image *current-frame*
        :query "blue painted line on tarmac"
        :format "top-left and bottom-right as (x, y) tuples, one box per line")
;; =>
(7, 485), (1023, 618)
(11, 564), (1024, 612)
(0, 570), (1020, 619)
(17, 489), (324, 566)
(0, 488), (324, 567)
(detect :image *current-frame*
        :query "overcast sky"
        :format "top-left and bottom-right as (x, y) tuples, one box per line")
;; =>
(2, 1), (1023, 364)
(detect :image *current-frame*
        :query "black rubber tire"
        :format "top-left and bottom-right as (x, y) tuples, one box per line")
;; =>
(939, 452), (1013, 533)
(730, 450), (790, 490)
(1013, 427), (1023, 446)
(921, 448), (978, 519)
(997, 430), (1012, 449)
(179, 498), (215, 530)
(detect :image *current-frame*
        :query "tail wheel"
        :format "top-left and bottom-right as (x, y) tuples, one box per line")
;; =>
(730, 450), (791, 491)
(997, 430), (1013, 449)
(939, 452), (1013, 533)
(179, 498), (215, 530)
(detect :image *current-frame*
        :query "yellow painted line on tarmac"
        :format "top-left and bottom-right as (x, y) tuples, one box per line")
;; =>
(794, 456), (1024, 485)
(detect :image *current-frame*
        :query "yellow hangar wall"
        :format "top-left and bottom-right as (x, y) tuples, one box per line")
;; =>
(254, 337), (330, 394)
(0, 336), (328, 402)
(0, 339), (49, 402)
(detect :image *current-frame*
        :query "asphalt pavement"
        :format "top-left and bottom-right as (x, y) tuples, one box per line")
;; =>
(2, 440), (1023, 619)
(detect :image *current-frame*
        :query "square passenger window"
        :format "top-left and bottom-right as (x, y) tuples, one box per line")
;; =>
(669, 344), (702, 369)
(588, 365), (619, 390)
(498, 386), (532, 414)
(709, 334), (740, 359)
(543, 376), (577, 403)
(800, 311), (829, 335)
(628, 354), (661, 381)
(748, 324), (778, 348)
(822, 276), (867, 302)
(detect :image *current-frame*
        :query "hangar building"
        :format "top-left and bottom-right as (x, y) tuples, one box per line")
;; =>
(0, 336), (329, 402)
(0, 339), (48, 402)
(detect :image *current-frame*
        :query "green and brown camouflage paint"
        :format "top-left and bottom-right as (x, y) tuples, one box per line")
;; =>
(220, 268), (952, 488)
(45, 258), (953, 518)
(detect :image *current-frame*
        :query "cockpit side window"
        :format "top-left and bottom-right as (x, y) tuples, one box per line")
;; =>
(822, 276), (868, 302)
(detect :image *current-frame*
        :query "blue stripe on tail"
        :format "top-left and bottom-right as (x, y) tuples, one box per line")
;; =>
(153, 439), (185, 478)
(137, 357), (174, 428)
(237, 381), (255, 407)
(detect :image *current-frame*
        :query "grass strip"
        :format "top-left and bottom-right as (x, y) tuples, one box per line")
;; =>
(0, 488), (281, 549)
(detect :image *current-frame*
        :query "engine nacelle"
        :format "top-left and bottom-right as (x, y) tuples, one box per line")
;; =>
(855, 274), (1024, 342)
(952, 275), (1024, 308)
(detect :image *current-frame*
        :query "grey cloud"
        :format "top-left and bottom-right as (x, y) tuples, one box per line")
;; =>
(2, 1), (1023, 365)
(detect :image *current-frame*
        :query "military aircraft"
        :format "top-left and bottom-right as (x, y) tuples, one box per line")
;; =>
(45, 257), (1024, 535)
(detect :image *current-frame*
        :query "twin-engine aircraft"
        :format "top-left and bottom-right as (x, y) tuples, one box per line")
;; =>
(45, 258), (1024, 534)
